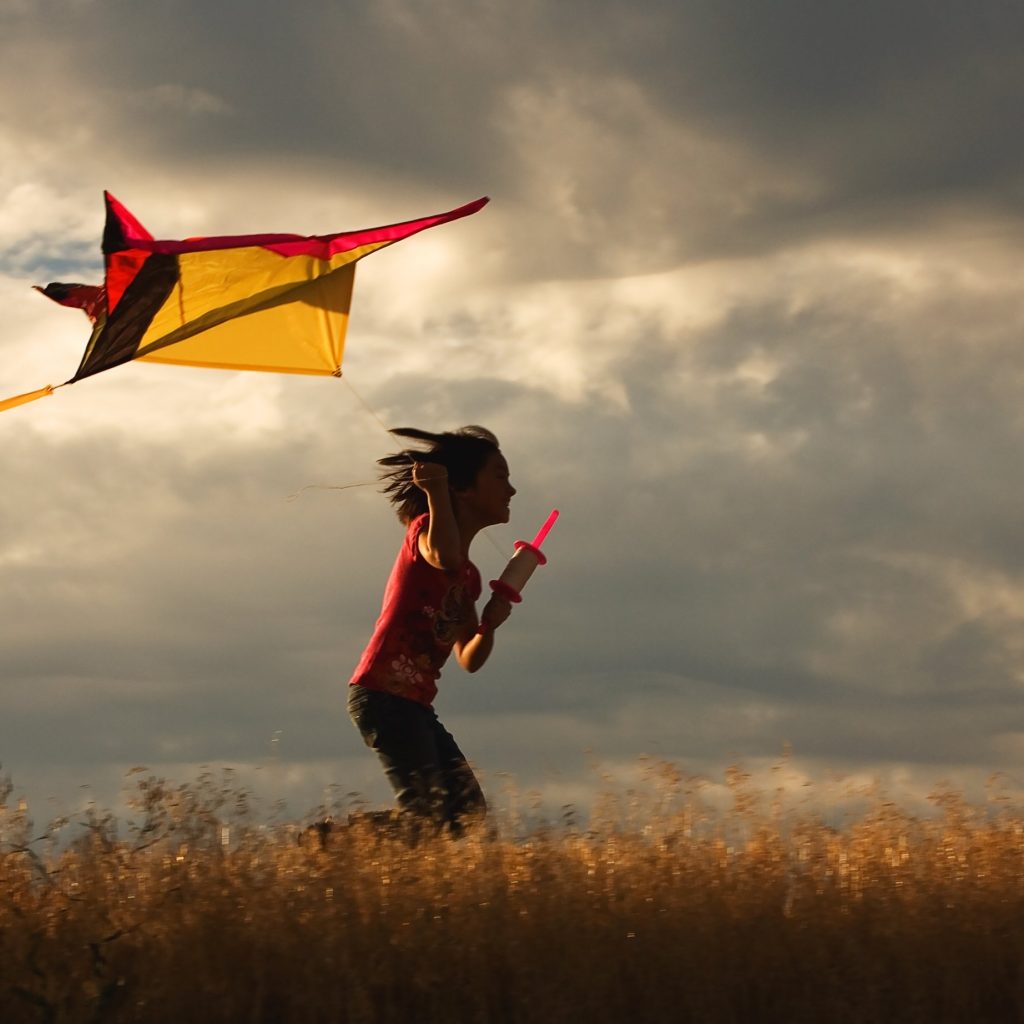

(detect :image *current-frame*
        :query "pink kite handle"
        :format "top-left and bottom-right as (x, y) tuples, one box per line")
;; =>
(488, 510), (559, 603)
(489, 578), (524, 604)
(531, 509), (560, 550)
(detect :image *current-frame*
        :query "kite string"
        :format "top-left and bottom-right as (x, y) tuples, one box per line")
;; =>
(284, 375), (397, 502)
(285, 479), (380, 502)
(342, 374), (402, 443)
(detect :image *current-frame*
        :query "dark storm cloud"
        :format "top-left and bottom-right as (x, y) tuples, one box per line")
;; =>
(0, 0), (507, 189)
(5, 1), (1022, 279)
(604, 2), (1024, 173)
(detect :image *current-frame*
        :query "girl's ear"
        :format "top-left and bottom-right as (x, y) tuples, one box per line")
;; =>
(451, 477), (474, 498)
(451, 481), (479, 505)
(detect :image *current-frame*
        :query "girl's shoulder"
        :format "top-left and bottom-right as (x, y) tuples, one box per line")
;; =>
(406, 512), (430, 534)
(403, 512), (430, 549)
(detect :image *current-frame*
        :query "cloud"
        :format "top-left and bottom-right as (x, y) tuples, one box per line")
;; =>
(3, 0), (1024, 824)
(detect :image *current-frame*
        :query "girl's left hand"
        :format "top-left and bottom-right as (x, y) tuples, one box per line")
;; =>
(480, 594), (512, 631)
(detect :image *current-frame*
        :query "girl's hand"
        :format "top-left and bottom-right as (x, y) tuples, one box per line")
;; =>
(411, 460), (448, 492)
(480, 593), (512, 632)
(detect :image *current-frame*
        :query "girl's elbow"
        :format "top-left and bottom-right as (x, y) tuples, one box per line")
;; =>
(457, 651), (482, 673)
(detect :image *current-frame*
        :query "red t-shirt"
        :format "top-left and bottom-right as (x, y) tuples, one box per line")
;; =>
(350, 514), (482, 707)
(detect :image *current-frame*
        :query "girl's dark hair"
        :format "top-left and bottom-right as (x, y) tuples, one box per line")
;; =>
(379, 426), (500, 523)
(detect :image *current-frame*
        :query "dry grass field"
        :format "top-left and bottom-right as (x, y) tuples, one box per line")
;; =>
(2, 763), (1024, 1023)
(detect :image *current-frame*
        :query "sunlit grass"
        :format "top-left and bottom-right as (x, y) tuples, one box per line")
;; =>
(2, 763), (1024, 1022)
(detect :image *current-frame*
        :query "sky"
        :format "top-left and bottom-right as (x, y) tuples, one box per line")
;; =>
(3, 0), (1024, 827)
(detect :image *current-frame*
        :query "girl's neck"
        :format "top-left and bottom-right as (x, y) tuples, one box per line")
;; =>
(454, 506), (483, 555)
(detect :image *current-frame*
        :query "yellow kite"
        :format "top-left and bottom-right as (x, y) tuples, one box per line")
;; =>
(1, 191), (488, 412)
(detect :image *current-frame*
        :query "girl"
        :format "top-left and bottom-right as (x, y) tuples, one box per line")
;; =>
(348, 426), (515, 833)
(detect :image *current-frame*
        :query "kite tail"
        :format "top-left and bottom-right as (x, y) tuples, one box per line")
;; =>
(0, 384), (56, 413)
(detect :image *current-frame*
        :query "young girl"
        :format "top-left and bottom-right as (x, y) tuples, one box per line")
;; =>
(348, 426), (516, 833)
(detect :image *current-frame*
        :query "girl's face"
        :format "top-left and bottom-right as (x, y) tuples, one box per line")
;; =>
(459, 451), (516, 526)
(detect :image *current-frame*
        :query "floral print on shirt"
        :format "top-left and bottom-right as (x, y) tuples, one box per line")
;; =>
(350, 514), (482, 707)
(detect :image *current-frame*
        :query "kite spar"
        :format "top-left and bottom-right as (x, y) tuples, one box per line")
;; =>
(1, 191), (488, 412)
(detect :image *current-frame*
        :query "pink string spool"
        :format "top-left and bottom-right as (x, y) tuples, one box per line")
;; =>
(489, 509), (559, 603)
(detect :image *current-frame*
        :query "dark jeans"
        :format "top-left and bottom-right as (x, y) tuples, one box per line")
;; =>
(348, 685), (485, 831)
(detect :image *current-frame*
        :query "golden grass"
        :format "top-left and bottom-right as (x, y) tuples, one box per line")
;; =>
(2, 763), (1024, 1023)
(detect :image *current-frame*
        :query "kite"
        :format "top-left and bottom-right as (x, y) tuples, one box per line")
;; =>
(1, 191), (488, 413)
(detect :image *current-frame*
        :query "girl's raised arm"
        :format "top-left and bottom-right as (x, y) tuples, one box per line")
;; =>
(413, 462), (464, 570)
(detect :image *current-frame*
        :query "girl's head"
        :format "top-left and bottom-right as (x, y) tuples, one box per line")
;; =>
(379, 426), (514, 525)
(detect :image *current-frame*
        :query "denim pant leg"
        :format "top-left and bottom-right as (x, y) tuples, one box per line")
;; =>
(348, 687), (442, 819)
(348, 686), (485, 827)
(429, 715), (486, 825)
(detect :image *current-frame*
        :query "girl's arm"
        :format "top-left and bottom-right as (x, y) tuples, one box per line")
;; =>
(413, 462), (464, 571)
(454, 594), (512, 673)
